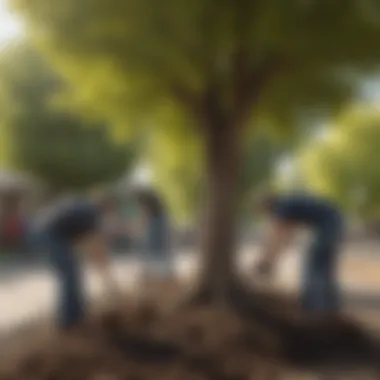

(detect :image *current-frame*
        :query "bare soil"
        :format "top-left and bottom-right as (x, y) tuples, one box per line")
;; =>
(1, 281), (380, 380)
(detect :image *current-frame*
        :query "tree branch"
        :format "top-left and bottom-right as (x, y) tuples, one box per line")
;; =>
(168, 82), (203, 120)
(234, 56), (287, 128)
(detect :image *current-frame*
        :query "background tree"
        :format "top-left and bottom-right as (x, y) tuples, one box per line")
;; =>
(297, 106), (380, 224)
(0, 43), (137, 191)
(12, 0), (380, 301)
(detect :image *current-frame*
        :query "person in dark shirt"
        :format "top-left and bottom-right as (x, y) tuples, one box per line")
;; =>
(36, 194), (119, 329)
(254, 192), (344, 315)
(129, 188), (172, 284)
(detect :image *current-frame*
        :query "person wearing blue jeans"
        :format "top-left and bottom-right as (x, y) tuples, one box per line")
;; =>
(131, 188), (172, 281)
(36, 195), (118, 329)
(44, 232), (89, 328)
(254, 192), (343, 315)
(145, 212), (172, 277)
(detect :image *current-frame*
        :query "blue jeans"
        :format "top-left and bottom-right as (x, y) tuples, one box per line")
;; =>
(44, 234), (85, 328)
(301, 221), (343, 313)
(141, 215), (172, 277)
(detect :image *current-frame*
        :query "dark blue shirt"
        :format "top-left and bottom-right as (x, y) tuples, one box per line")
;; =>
(40, 198), (100, 241)
(272, 195), (341, 229)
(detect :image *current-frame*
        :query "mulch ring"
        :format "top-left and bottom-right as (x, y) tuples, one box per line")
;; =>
(1, 282), (380, 380)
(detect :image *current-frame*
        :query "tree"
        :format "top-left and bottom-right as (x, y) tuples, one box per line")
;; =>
(12, 0), (380, 302)
(297, 106), (380, 223)
(148, 118), (285, 224)
(0, 43), (137, 191)
(11, 114), (136, 192)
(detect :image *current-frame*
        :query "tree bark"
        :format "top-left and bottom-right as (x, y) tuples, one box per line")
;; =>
(188, 57), (281, 305)
(195, 114), (244, 303)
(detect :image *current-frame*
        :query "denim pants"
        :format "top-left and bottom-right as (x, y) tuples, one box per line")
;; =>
(301, 221), (343, 313)
(141, 215), (172, 277)
(44, 234), (85, 328)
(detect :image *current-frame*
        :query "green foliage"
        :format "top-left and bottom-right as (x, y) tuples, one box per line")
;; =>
(146, 106), (203, 223)
(297, 106), (380, 220)
(149, 122), (285, 222)
(239, 127), (286, 212)
(0, 43), (136, 190)
(10, 0), (380, 228)
(11, 0), (380, 134)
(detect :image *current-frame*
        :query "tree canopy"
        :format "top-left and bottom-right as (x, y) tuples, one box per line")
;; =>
(11, 0), (380, 134)
(0, 43), (136, 191)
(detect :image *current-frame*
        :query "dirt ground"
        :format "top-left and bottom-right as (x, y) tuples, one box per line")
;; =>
(341, 255), (380, 288)
(2, 245), (380, 380)
(1, 280), (380, 380)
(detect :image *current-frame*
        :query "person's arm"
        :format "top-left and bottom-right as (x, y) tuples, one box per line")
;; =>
(79, 232), (120, 295)
(255, 219), (295, 276)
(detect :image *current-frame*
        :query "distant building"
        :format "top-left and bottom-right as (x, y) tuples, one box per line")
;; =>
(0, 169), (43, 213)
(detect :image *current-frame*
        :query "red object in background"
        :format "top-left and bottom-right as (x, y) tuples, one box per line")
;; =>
(2, 216), (24, 243)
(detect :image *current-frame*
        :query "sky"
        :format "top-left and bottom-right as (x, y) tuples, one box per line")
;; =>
(0, 0), (24, 48)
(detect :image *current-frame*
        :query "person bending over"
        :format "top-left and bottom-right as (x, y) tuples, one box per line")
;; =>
(254, 192), (344, 315)
(36, 193), (119, 329)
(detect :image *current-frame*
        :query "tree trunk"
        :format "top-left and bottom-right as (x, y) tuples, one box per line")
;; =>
(196, 116), (244, 303)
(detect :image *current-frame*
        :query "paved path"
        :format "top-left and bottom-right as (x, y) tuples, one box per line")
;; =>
(1, 244), (380, 336)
